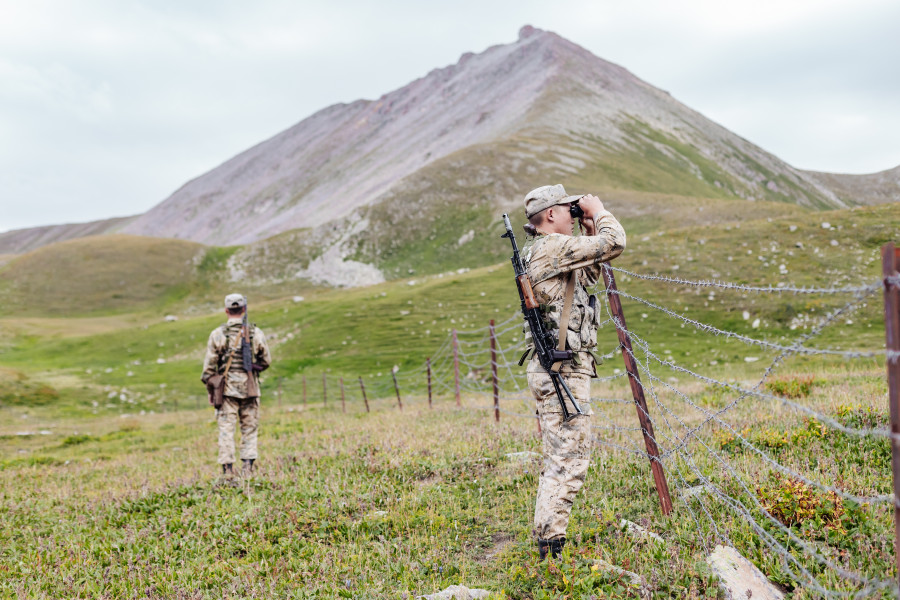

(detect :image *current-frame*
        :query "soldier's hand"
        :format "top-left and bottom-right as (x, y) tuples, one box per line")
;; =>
(578, 194), (605, 218)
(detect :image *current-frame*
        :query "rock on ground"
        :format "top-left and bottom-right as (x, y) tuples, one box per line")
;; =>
(706, 545), (785, 600)
(419, 584), (491, 599)
(591, 560), (651, 599)
(504, 451), (541, 461)
(620, 519), (664, 543)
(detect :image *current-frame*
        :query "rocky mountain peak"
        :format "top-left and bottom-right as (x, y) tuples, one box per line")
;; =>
(116, 26), (855, 250)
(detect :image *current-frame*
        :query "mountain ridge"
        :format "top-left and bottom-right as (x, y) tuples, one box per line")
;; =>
(2, 26), (897, 266)
(119, 26), (859, 248)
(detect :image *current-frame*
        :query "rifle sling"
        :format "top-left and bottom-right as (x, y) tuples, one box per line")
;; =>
(550, 271), (577, 373)
(220, 332), (239, 381)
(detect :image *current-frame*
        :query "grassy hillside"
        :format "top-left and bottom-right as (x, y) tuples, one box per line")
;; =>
(343, 137), (814, 281)
(1, 202), (896, 597)
(0, 234), (328, 319)
(0, 202), (894, 421)
(0, 235), (207, 316)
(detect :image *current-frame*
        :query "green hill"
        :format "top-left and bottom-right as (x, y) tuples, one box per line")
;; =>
(0, 202), (895, 418)
(0, 235), (208, 316)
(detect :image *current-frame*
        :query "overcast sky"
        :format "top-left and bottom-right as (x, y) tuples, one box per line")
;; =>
(1, 0), (898, 233)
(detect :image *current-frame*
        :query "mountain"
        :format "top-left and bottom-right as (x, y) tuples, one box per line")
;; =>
(0, 216), (134, 255)
(3, 27), (896, 290)
(802, 164), (900, 206)
(121, 26), (853, 251)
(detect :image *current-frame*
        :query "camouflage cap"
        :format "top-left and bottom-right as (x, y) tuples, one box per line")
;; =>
(524, 184), (585, 218)
(224, 293), (247, 310)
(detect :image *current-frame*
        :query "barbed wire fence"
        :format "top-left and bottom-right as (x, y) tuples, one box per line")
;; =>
(292, 244), (900, 597)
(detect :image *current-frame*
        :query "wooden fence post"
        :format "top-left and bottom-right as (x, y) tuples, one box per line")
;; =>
(452, 328), (461, 407)
(323, 373), (327, 406)
(392, 369), (403, 411)
(426, 357), (433, 409)
(359, 377), (370, 413)
(603, 264), (674, 516)
(882, 242), (900, 587)
(490, 319), (499, 422)
(340, 377), (346, 413)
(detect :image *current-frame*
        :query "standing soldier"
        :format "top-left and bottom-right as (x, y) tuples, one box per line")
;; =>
(520, 184), (626, 560)
(201, 294), (271, 477)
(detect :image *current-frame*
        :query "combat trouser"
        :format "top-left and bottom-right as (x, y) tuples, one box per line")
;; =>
(527, 371), (593, 541)
(217, 396), (259, 465)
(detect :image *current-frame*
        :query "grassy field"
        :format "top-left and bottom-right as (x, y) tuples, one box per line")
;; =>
(0, 367), (893, 598)
(0, 202), (897, 597)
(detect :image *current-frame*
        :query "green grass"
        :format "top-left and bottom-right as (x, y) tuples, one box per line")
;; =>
(0, 202), (897, 597)
(0, 234), (207, 317)
(0, 202), (894, 422)
(0, 368), (893, 598)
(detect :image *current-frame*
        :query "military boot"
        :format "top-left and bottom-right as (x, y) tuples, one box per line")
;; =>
(538, 537), (566, 560)
(222, 463), (234, 477)
(241, 458), (255, 477)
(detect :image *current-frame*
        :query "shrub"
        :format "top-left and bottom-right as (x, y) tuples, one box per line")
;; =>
(765, 375), (816, 399)
(756, 475), (866, 541)
(0, 383), (59, 406)
(835, 404), (887, 429)
(61, 434), (97, 446)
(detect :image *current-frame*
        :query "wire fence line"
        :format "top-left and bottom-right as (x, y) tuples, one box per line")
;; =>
(290, 258), (897, 597)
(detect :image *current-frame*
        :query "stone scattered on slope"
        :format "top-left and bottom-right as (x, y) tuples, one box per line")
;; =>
(505, 451), (541, 461)
(591, 560), (651, 599)
(706, 545), (785, 600)
(620, 519), (664, 544)
(419, 584), (491, 599)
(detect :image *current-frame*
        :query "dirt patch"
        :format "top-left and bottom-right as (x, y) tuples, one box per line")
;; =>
(415, 474), (442, 487)
(479, 532), (514, 564)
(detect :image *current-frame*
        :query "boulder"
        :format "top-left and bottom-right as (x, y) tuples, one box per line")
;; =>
(706, 545), (785, 600)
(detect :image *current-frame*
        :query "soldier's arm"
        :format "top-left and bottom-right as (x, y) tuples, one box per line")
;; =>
(200, 330), (222, 383)
(531, 221), (626, 286)
(253, 327), (271, 372)
(580, 207), (626, 286)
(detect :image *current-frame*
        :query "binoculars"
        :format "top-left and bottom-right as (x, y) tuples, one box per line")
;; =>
(569, 202), (584, 219)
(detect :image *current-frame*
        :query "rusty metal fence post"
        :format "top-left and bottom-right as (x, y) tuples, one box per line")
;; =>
(490, 319), (499, 422)
(426, 357), (433, 409)
(602, 264), (674, 516)
(452, 328), (461, 407)
(882, 242), (900, 587)
(359, 377), (370, 413)
(340, 377), (346, 413)
(392, 369), (403, 411)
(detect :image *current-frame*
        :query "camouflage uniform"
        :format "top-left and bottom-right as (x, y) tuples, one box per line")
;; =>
(201, 317), (271, 466)
(523, 208), (626, 542)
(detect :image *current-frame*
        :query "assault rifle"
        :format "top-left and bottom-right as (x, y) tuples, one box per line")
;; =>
(241, 307), (262, 396)
(241, 310), (253, 375)
(501, 214), (584, 422)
